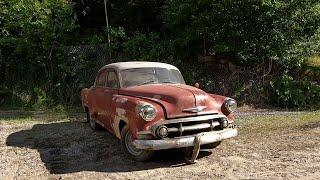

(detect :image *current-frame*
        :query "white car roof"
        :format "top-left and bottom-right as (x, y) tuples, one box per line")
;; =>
(101, 61), (179, 71)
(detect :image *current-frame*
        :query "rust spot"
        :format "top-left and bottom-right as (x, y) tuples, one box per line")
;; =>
(153, 95), (161, 100)
(116, 108), (126, 117)
(113, 97), (128, 104)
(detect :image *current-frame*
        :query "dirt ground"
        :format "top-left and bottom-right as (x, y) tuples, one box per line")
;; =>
(0, 109), (320, 179)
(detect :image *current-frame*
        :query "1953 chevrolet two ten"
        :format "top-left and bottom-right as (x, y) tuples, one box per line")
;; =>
(81, 61), (238, 163)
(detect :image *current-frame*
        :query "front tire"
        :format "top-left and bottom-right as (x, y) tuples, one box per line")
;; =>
(121, 125), (154, 161)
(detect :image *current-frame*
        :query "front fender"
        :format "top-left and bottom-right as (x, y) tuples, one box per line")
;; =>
(112, 95), (165, 139)
(207, 93), (235, 122)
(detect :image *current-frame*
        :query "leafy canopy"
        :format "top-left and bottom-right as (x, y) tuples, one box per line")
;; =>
(163, 0), (320, 66)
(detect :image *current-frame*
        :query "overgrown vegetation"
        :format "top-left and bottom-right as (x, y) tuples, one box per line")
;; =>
(270, 74), (320, 108)
(0, 0), (76, 108)
(0, 0), (319, 109)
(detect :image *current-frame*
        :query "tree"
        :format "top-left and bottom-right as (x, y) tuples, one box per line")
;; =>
(163, 0), (320, 66)
(0, 0), (76, 103)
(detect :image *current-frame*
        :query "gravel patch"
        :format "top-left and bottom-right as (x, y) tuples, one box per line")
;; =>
(0, 111), (319, 179)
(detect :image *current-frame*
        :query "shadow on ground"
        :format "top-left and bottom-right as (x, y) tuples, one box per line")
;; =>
(6, 121), (212, 174)
(0, 110), (33, 120)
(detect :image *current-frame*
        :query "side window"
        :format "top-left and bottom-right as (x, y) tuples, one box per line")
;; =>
(95, 71), (107, 87)
(107, 71), (119, 89)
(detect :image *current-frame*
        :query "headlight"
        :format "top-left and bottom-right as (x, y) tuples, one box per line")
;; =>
(224, 98), (237, 113)
(136, 104), (156, 121)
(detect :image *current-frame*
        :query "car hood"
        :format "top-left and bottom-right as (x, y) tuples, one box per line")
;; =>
(119, 84), (220, 119)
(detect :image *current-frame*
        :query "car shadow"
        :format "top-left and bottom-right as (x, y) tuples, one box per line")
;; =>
(6, 121), (212, 174)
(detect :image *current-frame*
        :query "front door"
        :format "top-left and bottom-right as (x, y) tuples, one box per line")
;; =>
(100, 70), (119, 132)
(93, 70), (109, 128)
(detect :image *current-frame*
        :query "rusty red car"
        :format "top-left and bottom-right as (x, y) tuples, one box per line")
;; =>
(81, 61), (238, 162)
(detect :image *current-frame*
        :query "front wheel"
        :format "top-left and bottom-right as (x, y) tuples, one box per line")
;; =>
(121, 125), (154, 161)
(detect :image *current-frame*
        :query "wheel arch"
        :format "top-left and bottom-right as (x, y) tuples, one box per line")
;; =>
(114, 118), (128, 139)
(84, 106), (89, 112)
(119, 120), (127, 134)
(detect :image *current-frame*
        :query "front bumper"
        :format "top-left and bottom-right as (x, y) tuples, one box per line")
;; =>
(133, 128), (238, 150)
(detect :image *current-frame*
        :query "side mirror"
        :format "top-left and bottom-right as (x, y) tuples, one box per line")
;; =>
(194, 83), (200, 88)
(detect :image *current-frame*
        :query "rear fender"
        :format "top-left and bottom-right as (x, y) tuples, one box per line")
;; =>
(81, 88), (90, 110)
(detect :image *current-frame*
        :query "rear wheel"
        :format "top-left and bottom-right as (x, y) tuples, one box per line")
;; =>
(85, 108), (90, 123)
(121, 125), (154, 161)
(88, 111), (101, 130)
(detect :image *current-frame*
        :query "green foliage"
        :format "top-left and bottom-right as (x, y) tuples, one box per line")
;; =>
(104, 26), (127, 52)
(46, 45), (107, 105)
(163, 0), (320, 66)
(87, 34), (105, 44)
(270, 74), (320, 109)
(307, 56), (320, 68)
(0, 86), (47, 109)
(162, 0), (320, 109)
(123, 32), (174, 61)
(0, 0), (76, 106)
(1, 0), (319, 109)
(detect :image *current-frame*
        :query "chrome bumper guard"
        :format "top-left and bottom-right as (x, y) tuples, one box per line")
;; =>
(133, 128), (238, 150)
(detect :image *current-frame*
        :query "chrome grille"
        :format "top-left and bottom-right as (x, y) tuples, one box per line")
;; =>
(153, 114), (227, 138)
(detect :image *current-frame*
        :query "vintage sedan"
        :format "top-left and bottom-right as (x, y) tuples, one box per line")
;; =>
(81, 61), (238, 162)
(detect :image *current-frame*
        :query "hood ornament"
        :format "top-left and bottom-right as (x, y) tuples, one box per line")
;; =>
(183, 106), (207, 113)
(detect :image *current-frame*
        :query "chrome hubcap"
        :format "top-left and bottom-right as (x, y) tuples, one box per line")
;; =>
(125, 131), (143, 156)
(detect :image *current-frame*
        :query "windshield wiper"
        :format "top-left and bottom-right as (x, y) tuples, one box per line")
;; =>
(138, 80), (155, 86)
(161, 81), (176, 84)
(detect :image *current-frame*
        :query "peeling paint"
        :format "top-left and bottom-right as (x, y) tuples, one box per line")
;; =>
(116, 97), (128, 104)
(153, 95), (162, 100)
(113, 108), (129, 139)
(116, 108), (126, 117)
(81, 63), (237, 162)
(113, 96), (128, 104)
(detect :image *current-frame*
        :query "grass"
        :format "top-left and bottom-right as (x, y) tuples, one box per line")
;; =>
(1, 110), (319, 132)
(236, 111), (320, 134)
(0, 110), (81, 124)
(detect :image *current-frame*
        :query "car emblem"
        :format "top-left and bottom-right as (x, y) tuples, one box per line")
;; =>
(183, 106), (207, 113)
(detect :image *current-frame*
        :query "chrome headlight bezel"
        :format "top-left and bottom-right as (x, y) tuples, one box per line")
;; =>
(136, 103), (157, 121)
(224, 98), (237, 113)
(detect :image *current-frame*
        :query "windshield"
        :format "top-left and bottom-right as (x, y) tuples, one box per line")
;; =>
(120, 68), (185, 88)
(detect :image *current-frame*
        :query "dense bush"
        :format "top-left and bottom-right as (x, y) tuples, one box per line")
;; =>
(0, 0), (319, 109)
(270, 74), (320, 108)
(0, 0), (76, 107)
(163, 0), (320, 66)
(162, 0), (320, 109)
(123, 32), (174, 61)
